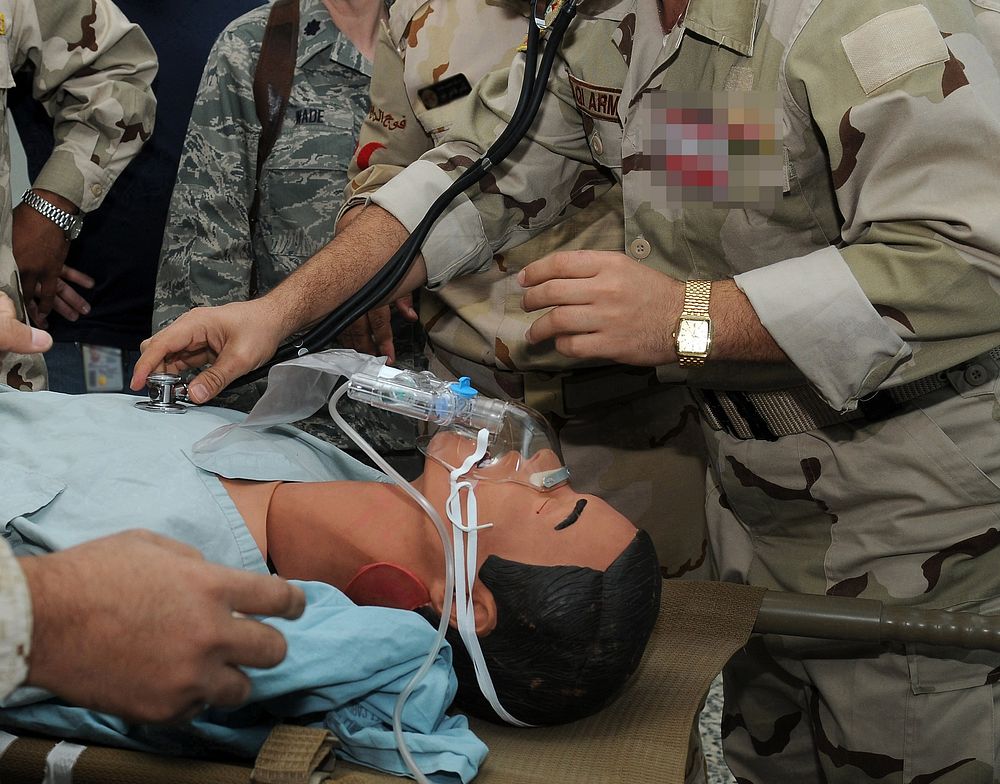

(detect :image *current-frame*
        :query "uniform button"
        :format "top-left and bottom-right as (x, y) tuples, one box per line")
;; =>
(629, 237), (651, 260)
(590, 131), (604, 156)
(964, 363), (989, 387)
(90, 183), (104, 198)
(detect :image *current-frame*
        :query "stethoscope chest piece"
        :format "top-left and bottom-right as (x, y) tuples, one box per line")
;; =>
(135, 373), (190, 413)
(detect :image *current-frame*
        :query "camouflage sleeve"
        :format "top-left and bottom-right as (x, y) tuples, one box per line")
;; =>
(338, 18), (434, 224)
(0, 540), (32, 700)
(369, 46), (612, 289)
(153, 15), (262, 333)
(12, 0), (157, 212)
(736, 2), (1000, 412)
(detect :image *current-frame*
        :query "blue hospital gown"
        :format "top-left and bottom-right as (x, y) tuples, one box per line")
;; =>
(0, 386), (486, 782)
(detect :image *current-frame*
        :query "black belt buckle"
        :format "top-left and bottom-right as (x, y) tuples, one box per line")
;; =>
(559, 365), (658, 414)
(856, 389), (900, 423)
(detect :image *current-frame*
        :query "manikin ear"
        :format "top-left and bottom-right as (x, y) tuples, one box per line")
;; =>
(429, 578), (498, 636)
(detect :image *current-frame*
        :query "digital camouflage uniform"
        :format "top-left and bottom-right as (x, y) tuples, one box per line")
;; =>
(154, 0), (422, 457)
(339, 0), (711, 585)
(0, 0), (156, 698)
(365, 0), (1000, 780)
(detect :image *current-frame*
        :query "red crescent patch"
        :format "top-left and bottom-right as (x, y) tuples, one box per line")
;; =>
(356, 141), (386, 171)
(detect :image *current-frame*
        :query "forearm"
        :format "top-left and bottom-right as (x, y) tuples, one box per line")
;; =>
(335, 204), (363, 232)
(264, 205), (427, 338)
(707, 280), (787, 364)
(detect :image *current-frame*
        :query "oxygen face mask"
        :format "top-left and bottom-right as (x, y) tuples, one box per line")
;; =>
(346, 366), (570, 492)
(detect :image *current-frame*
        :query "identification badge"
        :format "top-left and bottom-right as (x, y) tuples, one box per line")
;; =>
(82, 344), (124, 392)
(418, 73), (472, 109)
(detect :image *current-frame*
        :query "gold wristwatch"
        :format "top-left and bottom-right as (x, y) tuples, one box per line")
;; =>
(674, 280), (713, 367)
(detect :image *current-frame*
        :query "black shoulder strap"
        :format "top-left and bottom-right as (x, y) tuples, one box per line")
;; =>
(248, 0), (300, 296)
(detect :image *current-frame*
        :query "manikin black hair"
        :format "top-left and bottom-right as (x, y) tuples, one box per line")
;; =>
(418, 530), (661, 725)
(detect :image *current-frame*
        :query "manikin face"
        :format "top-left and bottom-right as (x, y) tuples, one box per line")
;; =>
(418, 431), (637, 574)
(248, 430), (641, 626)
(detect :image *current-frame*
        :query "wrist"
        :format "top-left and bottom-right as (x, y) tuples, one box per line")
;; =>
(18, 552), (87, 692)
(674, 279), (714, 367)
(258, 289), (309, 342)
(682, 280), (788, 364)
(20, 189), (83, 241)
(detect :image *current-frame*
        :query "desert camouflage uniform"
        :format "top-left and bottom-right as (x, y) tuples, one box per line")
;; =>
(0, 0), (156, 698)
(0, 0), (156, 393)
(154, 0), (422, 456)
(339, 0), (711, 583)
(366, 0), (1000, 780)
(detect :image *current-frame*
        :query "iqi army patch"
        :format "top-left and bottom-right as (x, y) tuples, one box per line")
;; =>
(568, 74), (621, 123)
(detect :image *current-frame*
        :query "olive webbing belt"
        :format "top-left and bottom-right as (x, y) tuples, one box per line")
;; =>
(697, 346), (1000, 441)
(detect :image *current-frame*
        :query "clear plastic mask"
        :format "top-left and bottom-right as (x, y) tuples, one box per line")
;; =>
(419, 403), (569, 491)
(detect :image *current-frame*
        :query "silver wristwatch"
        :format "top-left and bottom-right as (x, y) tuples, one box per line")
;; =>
(21, 189), (84, 240)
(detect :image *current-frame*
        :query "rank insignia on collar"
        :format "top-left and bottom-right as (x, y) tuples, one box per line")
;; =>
(517, 0), (570, 51)
(539, 0), (566, 27)
(517, 0), (563, 52)
(0, 14), (7, 36)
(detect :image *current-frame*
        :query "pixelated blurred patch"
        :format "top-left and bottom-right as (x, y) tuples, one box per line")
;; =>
(840, 5), (948, 95)
(633, 90), (785, 210)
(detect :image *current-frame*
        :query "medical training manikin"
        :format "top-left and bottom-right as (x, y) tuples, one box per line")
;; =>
(0, 352), (660, 782)
(226, 427), (660, 727)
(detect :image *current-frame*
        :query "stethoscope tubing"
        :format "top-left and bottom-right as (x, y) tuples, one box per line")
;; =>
(226, 0), (579, 390)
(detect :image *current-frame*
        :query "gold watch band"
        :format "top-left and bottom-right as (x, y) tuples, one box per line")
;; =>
(676, 279), (713, 367)
(681, 279), (711, 315)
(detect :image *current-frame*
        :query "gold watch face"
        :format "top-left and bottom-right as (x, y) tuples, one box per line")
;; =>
(676, 317), (711, 355)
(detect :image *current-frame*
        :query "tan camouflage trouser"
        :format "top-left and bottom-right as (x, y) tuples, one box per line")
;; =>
(706, 351), (1000, 783)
